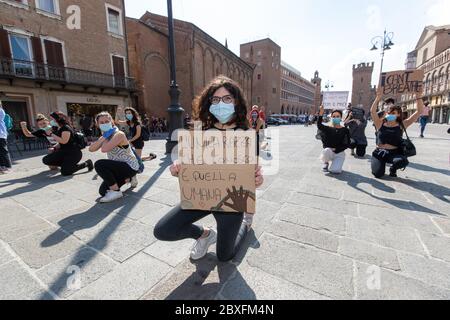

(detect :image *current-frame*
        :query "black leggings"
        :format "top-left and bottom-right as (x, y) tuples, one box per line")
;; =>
(350, 142), (367, 157)
(0, 138), (12, 168)
(42, 149), (85, 176)
(94, 159), (137, 196)
(154, 205), (248, 262)
(371, 148), (409, 178)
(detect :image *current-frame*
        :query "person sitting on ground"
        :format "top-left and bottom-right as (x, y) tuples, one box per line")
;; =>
(89, 112), (140, 203)
(317, 105), (351, 174)
(344, 109), (368, 158)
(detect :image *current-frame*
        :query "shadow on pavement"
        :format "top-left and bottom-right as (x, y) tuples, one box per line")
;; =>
(334, 171), (445, 216)
(163, 231), (259, 300)
(408, 162), (450, 176)
(38, 155), (172, 299)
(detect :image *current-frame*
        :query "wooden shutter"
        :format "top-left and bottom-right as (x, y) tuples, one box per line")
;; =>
(112, 56), (125, 77)
(44, 40), (64, 66)
(31, 37), (44, 63)
(0, 29), (12, 59)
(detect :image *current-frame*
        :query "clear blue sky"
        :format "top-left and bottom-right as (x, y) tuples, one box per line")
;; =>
(125, 0), (449, 93)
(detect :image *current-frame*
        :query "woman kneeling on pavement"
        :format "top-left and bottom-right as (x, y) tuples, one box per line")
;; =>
(41, 112), (93, 176)
(89, 112), (140, 203)
(154, 76), (264, 262)
(20, 114), (60, 171)
(370, 88), (424, 178)
(317, 105), (351, 174)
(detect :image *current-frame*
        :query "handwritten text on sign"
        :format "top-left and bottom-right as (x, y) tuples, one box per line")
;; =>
(179, 165), (256, 214)
(380, 70), (424, 96)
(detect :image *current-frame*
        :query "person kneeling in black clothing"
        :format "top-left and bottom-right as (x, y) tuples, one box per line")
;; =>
(42, 112), (93, 176)
(370, 88), (424, 178)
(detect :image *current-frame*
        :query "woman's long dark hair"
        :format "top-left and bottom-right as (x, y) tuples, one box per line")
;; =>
(50, 111), (69, 127)
(124, 107), (142, 127)
(193, 75), (249, 130)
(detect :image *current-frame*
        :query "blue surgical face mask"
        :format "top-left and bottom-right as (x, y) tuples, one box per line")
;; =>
(41, 125), (53, 131)
(126, 114), (133, 121)
(210, 102), (236, 124)
(99, 122), (113, 132)
(385, 115), (397, 122)
(50, 120), (58, 127)
(332, 118), (341, 125)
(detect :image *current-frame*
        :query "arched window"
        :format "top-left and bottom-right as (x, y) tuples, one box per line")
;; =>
(281, 105), (285, 114)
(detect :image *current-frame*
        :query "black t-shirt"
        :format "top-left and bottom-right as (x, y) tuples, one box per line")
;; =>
(317, 116), (351, 154)
(31, 127), (58, 145)
(130, 124), (144, 142)
(56, 125), (78, 150)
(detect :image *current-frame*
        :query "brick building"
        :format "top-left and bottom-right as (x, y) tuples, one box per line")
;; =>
(126, 12), (254, 118)
(402, 25), (450, 124)
(0, 0), (135, 130)
(351, 62), (376, 114)
(240, 38), (319, 115)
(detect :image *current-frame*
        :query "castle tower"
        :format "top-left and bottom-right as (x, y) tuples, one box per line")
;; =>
(311, 70), (322, 112)
(351, 62), (375, 113)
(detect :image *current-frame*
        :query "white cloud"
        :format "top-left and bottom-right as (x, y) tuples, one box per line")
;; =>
(425, 0), (450, 26)
(366, 5), (382, 31)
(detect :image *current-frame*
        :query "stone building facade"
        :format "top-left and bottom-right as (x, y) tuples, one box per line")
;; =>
(126, 12), (254, 118)
(0, 0), (135, 129)
(402, 25), (450, 124)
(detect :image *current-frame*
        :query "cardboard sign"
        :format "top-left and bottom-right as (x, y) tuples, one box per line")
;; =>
(179, 164), (256, 213)
(350, 107), (366, 121)
(323, 91), (349, 110)
(380, 70), (424, 96)
(177, 129), (257, 213)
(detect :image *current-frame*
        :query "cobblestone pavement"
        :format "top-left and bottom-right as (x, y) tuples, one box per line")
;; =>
(1, 124), (449, 300)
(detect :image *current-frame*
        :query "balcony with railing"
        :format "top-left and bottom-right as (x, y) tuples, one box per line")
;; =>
(0, 57), (136, 91)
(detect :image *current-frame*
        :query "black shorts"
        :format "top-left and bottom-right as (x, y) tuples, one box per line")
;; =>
(132, 140), (145, 150)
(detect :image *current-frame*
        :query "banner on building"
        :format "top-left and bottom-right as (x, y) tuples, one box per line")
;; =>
(323, 91), (349, 110)
(379, 69), (424, 96)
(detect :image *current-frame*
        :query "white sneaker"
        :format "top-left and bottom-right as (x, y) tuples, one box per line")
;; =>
(99, 190), (123, 203)
(130, 176), (138, 189)
(190, 229), (217, 261)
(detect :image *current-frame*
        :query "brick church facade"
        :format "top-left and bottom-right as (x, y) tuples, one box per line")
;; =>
(126, 12), (254, 118)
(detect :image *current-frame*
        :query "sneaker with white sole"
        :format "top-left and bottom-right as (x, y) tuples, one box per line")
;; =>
(99, 190), (123, 203)
(130, 176), (138, 189)
(190, 229), (217, 261)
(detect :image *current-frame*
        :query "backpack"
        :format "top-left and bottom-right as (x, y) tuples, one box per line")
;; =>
(73, 131), (87, 150)
(4, 114), (13, 131)
(141, 126), (150, 141)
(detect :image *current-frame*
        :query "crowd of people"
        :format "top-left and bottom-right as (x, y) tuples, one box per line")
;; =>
(0, 74), (448, 263)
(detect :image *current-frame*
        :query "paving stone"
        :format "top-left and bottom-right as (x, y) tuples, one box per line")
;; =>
(143, 254), (236, 300)
(0, 244), (14, 266)
(278, 204), (347, 235)
(10, 229), (84, 270)
(358, 204), (440, 234)
(36, 248), (117, 298)
(144, 239), (194, 267)
(247, 234), (354, 299)
(260, 186), (293, 203)
(355, 262), (450, 300)
(0, 214), (53, 243)
(419, 232), (450, 263)
(221, 261), (330, 300)
(70, 253), (171, 300)
(431, 217), (450, 235)
(0, 261), (53, 300)
(397, 252), (450, 290)
(346, 217), (426, 255)
(113, 198), (172, 222)
(268, 221), (339, 253)
(287, 192), (358, 217)
(338, 237), (401, 271)
(292, 183), (343, 200)
(145, 190), (180, 207)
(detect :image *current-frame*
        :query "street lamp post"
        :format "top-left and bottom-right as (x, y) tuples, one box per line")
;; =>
(370, 29), (395, 76)
(165, 0), (185, 154)
(324, 81), (334, 91)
